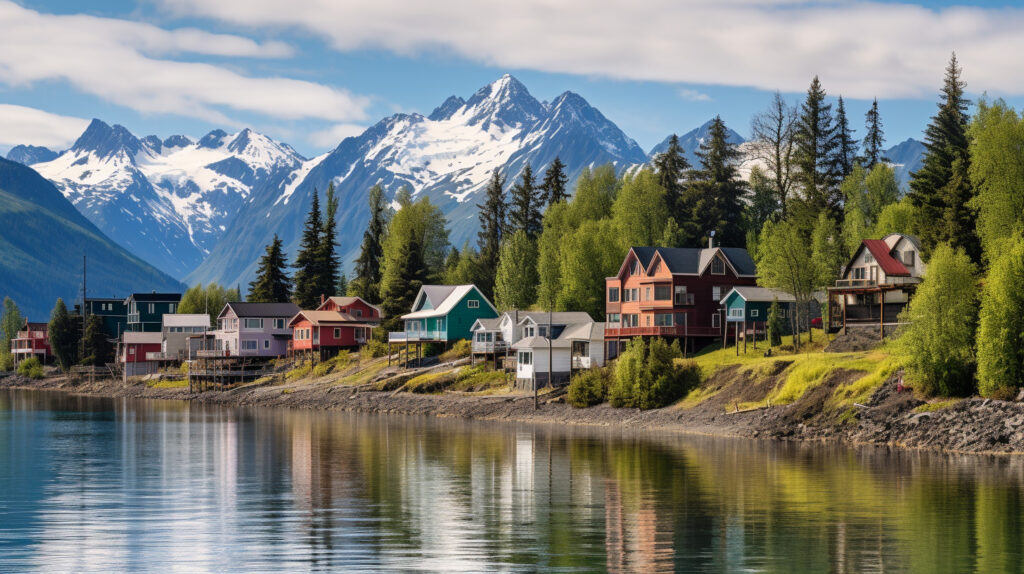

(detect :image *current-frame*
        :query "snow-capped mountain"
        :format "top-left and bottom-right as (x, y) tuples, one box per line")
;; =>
(647, 120), (747, 165)
(188, 74), (648, 289)
(883, 138), (926, 192)
(19, 120), (304, 278)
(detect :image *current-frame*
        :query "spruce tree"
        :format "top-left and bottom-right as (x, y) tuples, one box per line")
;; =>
(477, 168), (507, 297)
(81, 314), (112, 366)
(908, 53), (978, 262)
(508, 162), (542, 238)
(540, 156), (569, 207)
(248, 234), (292, 303)
(353, 184), (389, 303)
(337, 273), (349, 297)
(319, 183), (341, 298)
(862, 98), (885, 169)
(380, 229), (426, 332)
(292, 190), (323, 309)
(832, 96), (859, 180)
(1, 297), (23, 370)
(653, 134), (690, 223)
(792, 76), (840, 229)
(48, 298), (77, 371)
(687, 116), (746, 247)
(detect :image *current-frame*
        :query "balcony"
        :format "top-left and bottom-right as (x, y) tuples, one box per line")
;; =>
(196, 349), (229, 358)
(604, 325), (722, 338)
(472, 340), (510, 354)
(388, 331), (446, 343)
(834, 276), (921, 289)
(145, 352), (179, 361)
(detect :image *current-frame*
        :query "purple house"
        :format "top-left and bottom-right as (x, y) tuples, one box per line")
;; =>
(213, 302), (299, 357)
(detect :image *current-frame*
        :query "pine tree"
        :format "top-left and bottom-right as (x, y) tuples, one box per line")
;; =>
(1, 297), (23, 370)
(653, 134), (689, 222)
(477, 168), (507, 297)
(353, 184), (390, 303)
(319, 182), (341, 298)
(380, 229), (426, 332)
(48, 298), (77, 371)
(292, 190), (323, 309)
(908, 53), (979, 262)
(81, 314), (112, 366)
(832, 96), (859, 180)
(862, 98), (885, 169)
(337, 273), (349, 297)
(248, 234), (292, 303)
(792, 76), (840, 229)
(508, 162), (542, 238)
(687, 116), (746, 247)
(540, 156), (569, 207)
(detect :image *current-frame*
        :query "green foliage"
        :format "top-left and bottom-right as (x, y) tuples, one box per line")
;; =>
(652, 133), (689, 222)
(476, 169), (507, 298)
(608, 338), (702, 409)
(178, 283), (237, 326)
(611, 169), (669, 248)
(0, 353), (11, 372)
(292, 189), (323, 309)
(380, 225), (426, 331)
(379, 192), (449, 300)
(572, 164), (618, 222)
(567, 367), (612, 408)
(48, 298), (77, 371)
(494, 230), (539, 311)
(353, 184), (390, 304)
(17, 356), (43, 379)
(810, 211), (844, 290)
(767, 299), (784, 346)
(507, 162), (543, 239)
(319, 183), (342, 299)
(247, 234), (292, 303)
(556, 219), (620, 320)
(536, 202), (571, 309)
(444, 243), (486, 287)
(745, 166), (780, 233)
(862, 98), (885, 170)
(873, 199), (918, 239)
(540, 156), (568, 207)
(792, 76), (840, 229)
(968, 98), (1024, 264)
(685, 116), (747, 247)
(364, 339), (388, 358)
(976, 238), (1024, 398)
(1, 297), (23, 370)
(286, 361), (312, 382)
(756, 219), (815, 347)
(833, 96), (859, 181)
(80, 314), (112, 366)
(313, 351), (351, 377)
(898, 243), (979, 397)
(440, 339), (471, 362)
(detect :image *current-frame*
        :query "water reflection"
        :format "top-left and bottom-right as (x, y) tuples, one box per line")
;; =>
(2, 389), (1024, 573)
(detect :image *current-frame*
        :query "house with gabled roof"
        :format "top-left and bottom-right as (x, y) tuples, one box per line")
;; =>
(511, 315), (606, 389)
(469, 311), (593, 356)
(213, 302), (299, 357)
(316, 296), (382, 324)
(827, 233), (925, 335)
(604, 241), (757, 358)
(388, 285), (498, 346)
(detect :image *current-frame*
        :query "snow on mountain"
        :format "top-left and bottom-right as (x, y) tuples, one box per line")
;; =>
(188, 74), (648, 289)
(883, 138), (926, 192)
(24, 120), (304, 279)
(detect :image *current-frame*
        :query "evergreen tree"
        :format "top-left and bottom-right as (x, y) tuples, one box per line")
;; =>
(292, 190), (323, 309)
(1, 297), (23, 371)
(319, 182), (341, 298)
(80, 314), (112, 366)
(380, 229), (426, 331)
(792, 76), (840, 229)
(494, 230), (539, 310)
(248, 235), (292, 303)
(508, 162), (543, 238)
(767, 299), (784, 346)
(832, 96), (859, 180)
(354, 184), (390, 303)
(442, 246), (461, 284)
(976, 237), (1024, 398)
(48, 298), (77, 371)
(862, 98), (885, 169)
(908, 53), (979, 262)
(653, 134), (690, 222)
(476, 168), (507, 297)
(378, 194), (450, 301)
(337, 273), (349, 297)
(540, 156), (569, 207)
(686, 116), (746, 246)
(746, 166), (781, 232)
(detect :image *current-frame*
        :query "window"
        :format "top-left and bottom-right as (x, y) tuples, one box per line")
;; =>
(645, 287), (651, 301)
(853, 267), (866, 280)
(622, 289), (632, 302)
(264, 340), (270, 349)
(632, 288), (638, 301)
(654, 313), (673, 327)
(713, 286), (722, 301)
(539, 325), (548, 337)
(630, 260), (639, 275)
(524, 326), (535, 337)
(675, 286), (693, 305)
(654, 285), (671, 301)
(729, 308), (744, 319)
(607, 313), (620, 325)
(148, 303), (155, 314)
(712, 313), (721, 329)
(354, 309), (362, 317)
(650, 260), (661, 275)
(622, 314), (639, 327)
(518, 351), (533, 365)
(608, 287), (620, 303)
(468, 299), (480, 309)
(244, 318), (263, 330)
(334, 328), (341, 339)
(904, 251), (915, 266)
(241, 340), (258, 351)
(646, 315), (651, 326)
(711, 258), (725, 275)
(169, 304), (176, 313)
(751, 309), (759, 318)
(273, 319), (285, 330)
(865, 252), (875, 263)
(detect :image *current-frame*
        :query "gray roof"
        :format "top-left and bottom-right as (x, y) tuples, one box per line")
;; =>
(420, 285), (457, 309)
(512, 321), (606, 350)
(471, 317), (501, 331)
(726, 286), (796, 303)
(515, 311), (593, 325)
(629, 246), (756, 276)
(223, 302), (300, 318)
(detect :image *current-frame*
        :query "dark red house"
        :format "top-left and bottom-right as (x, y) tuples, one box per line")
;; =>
(604, 244), (758, 358)
(289, 297), (382, 359)
(316, 296), (382, 322)
(10, 320), (51, 366)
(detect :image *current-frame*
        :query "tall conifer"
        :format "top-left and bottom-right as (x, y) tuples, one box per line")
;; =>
(540, 156), (569, 207)
(832, 96), (859, 180)
(508, 162), (542, 238)
(380, 229), (425, 331)
(319, 183), (341, 298)
(248, 234), (292, 303)
(477, 168), (507, 297)
(292, 190), (323, 308)
(354, 184), (389, 303)
(687, 116), (746, 247)
(653, 134), (690, 224)
(862, 98), (885, 169)
(793, 76), (840, 228)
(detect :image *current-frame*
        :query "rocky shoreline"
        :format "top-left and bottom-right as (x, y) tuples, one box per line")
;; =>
(3, 368), (1024, 455)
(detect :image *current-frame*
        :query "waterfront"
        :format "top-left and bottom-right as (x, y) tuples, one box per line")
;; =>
(1, 389), (1022, 573)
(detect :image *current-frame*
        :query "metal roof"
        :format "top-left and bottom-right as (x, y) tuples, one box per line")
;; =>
(222, 302), (300, 318)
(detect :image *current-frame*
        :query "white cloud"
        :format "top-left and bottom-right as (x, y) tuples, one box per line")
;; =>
(308, 123), (368, 148)
(678, 88), (712, 102)
(0, 1), (370, 123)
(159, 0), (1024, 99)
(0, 105), (89, 149)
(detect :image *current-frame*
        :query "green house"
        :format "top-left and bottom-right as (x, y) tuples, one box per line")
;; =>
(722, 286), (795, 326)
(85, 298), (128, 339)
(125, 292), (182, 333)
(389, 285), (498, 343)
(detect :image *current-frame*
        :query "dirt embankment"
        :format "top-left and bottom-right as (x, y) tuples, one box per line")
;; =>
(4, 362), (1024, 455)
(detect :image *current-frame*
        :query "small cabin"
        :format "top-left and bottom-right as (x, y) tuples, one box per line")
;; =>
(511, 316), (605, 389)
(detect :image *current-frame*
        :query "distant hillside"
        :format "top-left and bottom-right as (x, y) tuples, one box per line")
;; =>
(0, 157), (183, 320)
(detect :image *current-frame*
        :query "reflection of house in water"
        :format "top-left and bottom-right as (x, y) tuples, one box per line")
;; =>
(603, 479), (675, 573)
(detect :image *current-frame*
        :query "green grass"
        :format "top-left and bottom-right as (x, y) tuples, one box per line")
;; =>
(286, 362), (312, 382)
(147, 379), (188, 389)
(914, 398), (963, 413)
(338, 361), (386, 386)
(450, 364), (508, 392)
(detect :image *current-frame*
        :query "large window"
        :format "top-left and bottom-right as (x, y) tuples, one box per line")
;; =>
(654, 285), (671, 301)
(711, 258), (725, 275)
(729, 308), (744, 319)
(675, 286), (694, 305)
(243, 318), (263, 330)
(518, 351), (533, 365)
(273, 319), (285, 330)
(241, 340), (258, 351)
(608, 287), (620, 303)
(853, 267), (866, 280)
(654, 313), (673, 327)
(622, 314), (639, 328)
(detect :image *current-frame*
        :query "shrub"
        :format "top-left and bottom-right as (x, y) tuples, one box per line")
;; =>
(313, 351), (352, 377)
(364, 339), (388, 358)
(286, 361), (312, 382)
(977, 238), (1024, 398)
(0, 352), (12, 372)
(567, 367), (612, 408)
(608, 338), (702, 409)
(440, 339), (471, 362)
(17, 357), (43, 379)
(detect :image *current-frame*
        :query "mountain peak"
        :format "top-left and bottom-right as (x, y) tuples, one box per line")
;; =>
(71, 118), (141, 159)
(428, 95), (466, 121)
(459, 74), (544, 129)
(198, 129), (228, 149)
(6, 144), (58, 166)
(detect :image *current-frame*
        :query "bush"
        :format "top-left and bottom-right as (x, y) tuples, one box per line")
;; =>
(567, 367), (612, 408)
(286, 361), (312, 382)
(0, 352), (12, 372)
(608, 338), (702, 409)
(977, 238), (1024, 398)
(313, 351), (351, 377)
(440, 339), (471, 362)
(364, 339), (388, 358)
(17, 357), (44, 379)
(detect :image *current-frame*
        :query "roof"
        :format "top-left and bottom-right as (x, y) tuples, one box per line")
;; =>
(512, 322), (606, 350)
(882, 233), (922, 251)
(20, 322), (47, 331)
(163, 314), (210, 328)
(402, 285), (496, 319)
(471, 317), (501, 331)
(322, 296), (383, 316)
(126, 292), (182, 303)
(221, 302), (300, 319)
(627, 246), (757, 277)
(516, 311), (594, 326)
(862, 239), (910, 276)
(725, 286), (796, 303)
(289, 310), (368, 327)
(124, 332), (162, 344)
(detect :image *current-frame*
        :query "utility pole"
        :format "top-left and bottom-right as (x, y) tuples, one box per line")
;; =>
(81, 255), (87, 362)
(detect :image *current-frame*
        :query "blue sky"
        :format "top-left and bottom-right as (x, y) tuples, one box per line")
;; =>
(2, 0), (1024, 158)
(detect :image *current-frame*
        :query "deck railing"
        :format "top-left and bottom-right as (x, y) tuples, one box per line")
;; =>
(388, 331), (446, 343)
(472, 340), (509, 354)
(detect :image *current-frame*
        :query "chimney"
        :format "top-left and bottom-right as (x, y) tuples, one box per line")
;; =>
(708, 236), (713, 249)
(320, 294), (325, 306)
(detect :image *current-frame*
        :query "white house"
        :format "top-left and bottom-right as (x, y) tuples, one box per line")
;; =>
(470, 311), (592, 356)
(510, 315), (605, 390)
(159, 314), (210, 362)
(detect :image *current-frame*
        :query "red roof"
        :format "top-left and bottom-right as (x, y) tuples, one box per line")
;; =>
(862, 239), (910, 276)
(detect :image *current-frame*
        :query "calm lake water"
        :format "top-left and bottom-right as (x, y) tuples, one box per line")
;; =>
(1, 389), (1023, 573)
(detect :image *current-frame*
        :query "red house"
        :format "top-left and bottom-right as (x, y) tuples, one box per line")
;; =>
(604, 243), (758, 358)
(316, 296), (382, 322)
(289, 297), (382, 359)
(10, 320), (51, 366)
(120, 332), (163, 376)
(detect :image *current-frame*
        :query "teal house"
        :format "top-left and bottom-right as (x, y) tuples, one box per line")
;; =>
(125, 292), (182, 333)
(721, 286), (795, 330)
(84, 297), (128, 339)
(389, 285), (498, 344)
